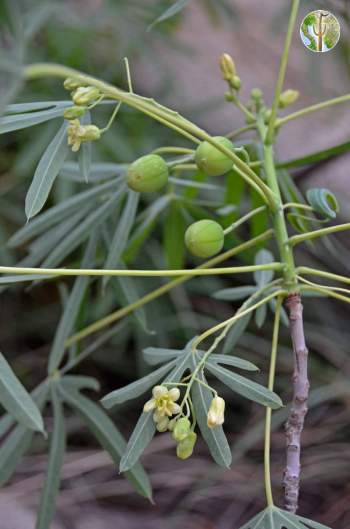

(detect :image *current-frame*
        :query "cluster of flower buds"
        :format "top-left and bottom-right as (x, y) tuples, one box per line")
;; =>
(63, 77), (103, 152)
(144, 385), (197, 459)
(207, 395), (225, 428)
(220, 53), (241, 91)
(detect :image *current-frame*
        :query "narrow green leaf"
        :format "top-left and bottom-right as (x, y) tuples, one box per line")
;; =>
(277, 140), (350, 169)
(114, 271), (148, 331)
(41, 191), (123, 269)
(0, 274), (53, 284)
(206, 362), (283, 409)
(306, 188), (339, 220)
(9, 178), (123, 248)
(143, 346), (182, 366)
(255, 303), (267, 328)
(119, 411), (156, 473)
(59, 386), (152, 499)
(213, 285), (257, 301)
(48, 233), (97, 373)
(222, 313), (251, 354)
(163, 201), (186, 269)
(61, 161), (126, 181)
(78, 111), (91, 182)
(279, 170), (311, 235)
(4, 101), (69, 114)
(60, 375), (100, 392)
(191, 363), (231, 467)
(148, 0), (191, 29)
(208, 354), (259, 372)
(0, 383), (49, 487)
(269, 299), (289, 327)
(0, 352), (44, 432)
(25, 121), (69, 220)
(0, 106), (64, 134)
(254, 249), (275, 286)
(101, 360), (177, 409)
(35, 384), (65, 529)
(103, 190), (139, 288)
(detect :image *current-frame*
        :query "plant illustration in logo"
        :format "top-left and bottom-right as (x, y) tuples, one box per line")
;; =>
(300, 10), (340, 52)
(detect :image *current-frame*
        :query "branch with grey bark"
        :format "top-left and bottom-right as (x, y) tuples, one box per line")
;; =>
(283, 293), (310, 513)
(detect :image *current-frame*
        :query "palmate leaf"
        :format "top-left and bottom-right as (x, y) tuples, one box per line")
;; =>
(191, 357), (231, 467)
(143, 346), (182, 366)
(36, 384), (66, 529)
(58, 385), (152, 499)
(238, 506), (332, 529)
(48, 232), (98, 374)
(207, 354), (259, 372)
(206, 362), (282, 409)
(0, 352), (44, 432)
(25, 121), (69, 220)
(0, 382), (49, 487)
(101, 359), (177, 409)
(8, 178), (124, 248)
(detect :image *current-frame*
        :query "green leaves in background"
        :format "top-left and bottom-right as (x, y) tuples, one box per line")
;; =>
(78, 110), (92, 182)
(0, 104), (66, 134)
(163, 201), (186, 269)
(25, 121), (69, 220)
(35, 384), (65, 529)
(148, 0), (191, 30)
(0, 352), (44, 432)
(306, 188), (339, 220)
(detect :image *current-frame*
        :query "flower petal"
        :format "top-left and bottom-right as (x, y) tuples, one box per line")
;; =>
(168, 387), (180, 402)
(152, 385), (168, 399)
(143, 398), (156, 412)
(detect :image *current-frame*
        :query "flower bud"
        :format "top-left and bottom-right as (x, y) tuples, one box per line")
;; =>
(168, 418), (177, 431)
(127, 154), (169, 193)
(185, 219), (224, 258)
(176, 431), (197, 460)
(67, 120), (101, 152)
(278, 89), (299, 108)
(63, 77), (82, 91)
(231, 75), (241, 91)
(63, 106), (87, 120)
(195, 136), (234, 177)
(207, 396), (225, 428)
(72, 86), (101, 106)
(172, 417), (191, 442)
(251, 88), (263, 102)
(220, 53), (236, 81)
(156, 417), (169, 432)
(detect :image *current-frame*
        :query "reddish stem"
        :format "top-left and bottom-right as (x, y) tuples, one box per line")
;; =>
(283, 293), (310, 513)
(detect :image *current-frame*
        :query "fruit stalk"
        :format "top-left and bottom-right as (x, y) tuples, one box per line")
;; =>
(313, 12), (328, 52)
(283, 293), (309, 513)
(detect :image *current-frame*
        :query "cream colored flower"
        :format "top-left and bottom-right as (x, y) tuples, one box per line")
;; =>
(67, 119), (101, 152)
(72, 86), (100, 106)
(207, 396), (225, 428)
(143, 385), (181, 421)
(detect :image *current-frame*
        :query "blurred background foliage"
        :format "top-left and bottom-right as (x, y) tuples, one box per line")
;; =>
(1, 1), (350, 528)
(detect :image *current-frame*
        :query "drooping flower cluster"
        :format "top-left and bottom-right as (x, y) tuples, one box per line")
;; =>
(67, 119), (101, 152)
(143, 383), (226, 460)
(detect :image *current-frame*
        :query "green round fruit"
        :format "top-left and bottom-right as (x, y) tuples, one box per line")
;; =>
(127, 154), (169, 193)
(185, 219), (224, 258)
(195, 136), (234, 176)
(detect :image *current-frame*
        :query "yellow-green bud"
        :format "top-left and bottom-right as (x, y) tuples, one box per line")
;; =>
(278, 89), (299, 109)
(63, 106), (87, 120)
(81, 125), (101, 141)
(168, 418), (177, 431)
(63, 77), (82, 91)
(220, 53), (236, 81)
(251, 88), (263, 102)
(72, 86), (101, 106)
(231, 75), (241, 91)
(176, 431), (197, 460)
(172, 417), (191, 442)
(264, 109), (272, 124)
(195, 136), (234, 177)
(185, 219), (224, 258)
(127, 154), (169, 193)
(207, 396), (225, 428)
(67, 119), (101, 152)
(156, 417), (169, 432)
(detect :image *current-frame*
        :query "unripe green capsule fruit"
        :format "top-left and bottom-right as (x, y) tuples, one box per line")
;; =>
(176, 432), (197, 460)
(172, 417), (191, 442)
(185, 219), (224, 258)
(127, 154), (169, 193)
(195, 136), (234, 177)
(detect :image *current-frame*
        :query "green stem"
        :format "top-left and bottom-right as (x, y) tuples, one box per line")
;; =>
(100, 101), (122, 132)
(0, 262), (283, 279)
(65, 230), (274, 346)
(152, 147), (195, 155)
(283, 203), (313, 212)
(264, 295), (282, 507)
(230, 90), (255, 121)
(265, 0), (300, 144)
(297, 275), (350, 296)
(223, 206), (267, 235)
(276, 93), (350, 127)
(297, 266), (350, 286)
(226, 123), (256, 140)
(289, 223), (350, 246)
